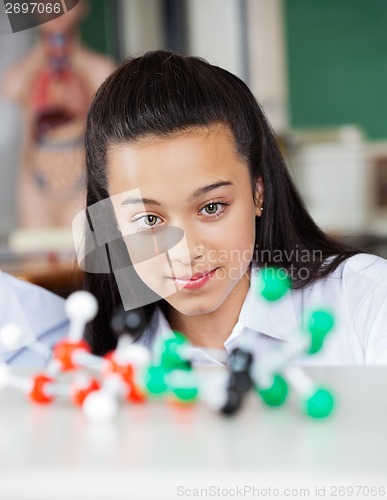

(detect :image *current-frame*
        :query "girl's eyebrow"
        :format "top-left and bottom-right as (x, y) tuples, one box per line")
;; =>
(192, 180), (234, 199)
(121, 180), (234, 206)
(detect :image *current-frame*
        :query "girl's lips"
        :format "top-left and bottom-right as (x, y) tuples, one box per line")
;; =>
(175, 270), (214, 280)
(172, 268), (218, 290)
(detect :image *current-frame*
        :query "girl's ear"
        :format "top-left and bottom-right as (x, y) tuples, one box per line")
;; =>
(254, 177), (265, 217)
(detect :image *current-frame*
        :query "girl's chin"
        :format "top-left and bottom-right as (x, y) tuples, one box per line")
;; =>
(163, 298), (219, 317)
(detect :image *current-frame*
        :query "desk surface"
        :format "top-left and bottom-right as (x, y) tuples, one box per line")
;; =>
(0, 367), (386, 500)
(0, 227), (81, 294)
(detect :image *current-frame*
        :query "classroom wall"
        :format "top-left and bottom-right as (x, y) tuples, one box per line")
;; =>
(185, 0), (246, 82)
(80, 0), (115, 57)
(122, 0), (166, 56)
(284, 0), (387, 141)
(0, 7), (36, 234)
(245, 0), (288, 132)
(281, 0), (387, 237)
(120, 0), (247, 82)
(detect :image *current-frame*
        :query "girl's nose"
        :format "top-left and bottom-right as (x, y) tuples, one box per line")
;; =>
(167, 226), (205, 268)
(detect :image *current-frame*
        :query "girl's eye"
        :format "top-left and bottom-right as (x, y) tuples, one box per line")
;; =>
(201, 202), (230, 218)
(143, 215), (158, 226)
(204, 203), (218, 215)
(131, 202), (230, 232)
(131, 214), (162, 231)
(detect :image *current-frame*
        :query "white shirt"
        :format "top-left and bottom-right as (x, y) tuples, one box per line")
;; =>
(139, 253), (387, 366)
(0, 271), (69, 366)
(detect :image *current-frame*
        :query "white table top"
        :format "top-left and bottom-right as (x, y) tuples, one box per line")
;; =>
(0, 367), (387, 500)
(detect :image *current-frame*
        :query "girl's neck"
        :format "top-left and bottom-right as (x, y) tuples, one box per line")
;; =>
(166, 265), (252, 349)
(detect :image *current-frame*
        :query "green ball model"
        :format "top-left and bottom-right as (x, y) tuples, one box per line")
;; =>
(172, 385), (199, 402)
(304, 388), (335, 418)
(145, 365), (168, 395)
(256, 374), (289, 407)
(167, 369), (199, 402)
(160, 330), (191, 371)
(307, 310), (335, 354)
(257, 267), (291, 301)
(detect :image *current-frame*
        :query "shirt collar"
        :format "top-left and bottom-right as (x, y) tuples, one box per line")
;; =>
(238, 263), (300, 342)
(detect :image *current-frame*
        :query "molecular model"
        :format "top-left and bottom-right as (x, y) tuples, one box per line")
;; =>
(0, 267), (336, 421)
(220, 268), (336, 418)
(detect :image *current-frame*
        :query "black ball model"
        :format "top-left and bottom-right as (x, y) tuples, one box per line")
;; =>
(110, 306), (148, 342)
(221, 347), (253, 416)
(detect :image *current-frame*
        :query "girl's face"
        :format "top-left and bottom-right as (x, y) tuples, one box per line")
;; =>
(107, 125), (263, 316)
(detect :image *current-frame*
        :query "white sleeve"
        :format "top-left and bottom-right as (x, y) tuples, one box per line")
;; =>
(0, 271), (69, 365)
(339, 254), (387, 364)
(360, 279), (387, 364)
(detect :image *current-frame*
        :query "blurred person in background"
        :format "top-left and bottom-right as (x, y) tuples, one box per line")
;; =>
(0, 0), (115, 228)
(0, 269), (69, 366)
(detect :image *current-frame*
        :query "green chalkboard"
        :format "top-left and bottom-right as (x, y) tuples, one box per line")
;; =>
(283, 0), (387, 140)
(80, 0), (117, 58)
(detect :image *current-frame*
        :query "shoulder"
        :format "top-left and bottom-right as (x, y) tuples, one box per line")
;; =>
(331, 253), (387, 309)
(321, 253), (387, 295)
(286, 254), (387, 365)
(340, 252), (387, 279)
(312, 253), (387, 316)
(327, 254), (387, 363)
(0, 271), (69, 330)
(0, 272), (68, 363)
